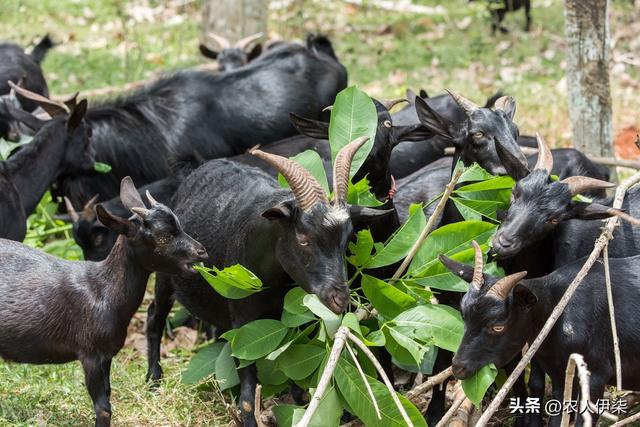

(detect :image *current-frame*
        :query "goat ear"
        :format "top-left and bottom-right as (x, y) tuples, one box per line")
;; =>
(571, 202), (622, 220)
(289, 113), (329, 139)
(419, 89), (429, 98)
(392, 124), (434, 143)
(513, 284), (537, 309)
(247, 43), (263, 61)
(414, 97), (453, 141)
(120, 176), (146, 212)
(439, 255), (476, 283)
(495, 137), (530, 180)
(349, 205), (395, 221)
(96, 204), (133, 236)
(199, 43), (219, 59)
(3, 104), (46, 131)
(66, 99), (87, 133)
(494, 96), (517, 121)
(262, 200), (294, 221)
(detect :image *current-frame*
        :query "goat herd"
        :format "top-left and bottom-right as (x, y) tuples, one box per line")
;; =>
(0, 29), (639, 427)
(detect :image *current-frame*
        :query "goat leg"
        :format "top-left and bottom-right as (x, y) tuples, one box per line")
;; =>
(145, 274), (175, 386)
(82, 356), (112, 427)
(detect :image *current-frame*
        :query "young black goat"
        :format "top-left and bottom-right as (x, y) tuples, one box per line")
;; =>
(0, 35), (54, 141)
(0, 177), (207, 427)
(470, 0), (532, 34)
(146, 138), (369, 426)
(442, 241), (640, 427)
(492, 134), (639, 276)
(48, 36), (346, 208)
(0, 83), (94, 241)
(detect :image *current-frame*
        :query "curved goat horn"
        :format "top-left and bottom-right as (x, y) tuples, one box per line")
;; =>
(82, 194), (99, 221)
(235, 32), (263, 50)
(471, 240), (484, 290)
(332, 136), (369, 204)
(250, 148), (328, 211)
(8, 80), (68, 117)
(534, 132), (554, 174)
(486, 271), (528, 301)
(560, 176), (616, 196)
(379, 98), (409, 111)
(446, 89), (480, 117)
(131, 207), (150, 219)
(146, 190), (160, 208)
(207, 32), (231, 49)
(64, 197), (80, 223)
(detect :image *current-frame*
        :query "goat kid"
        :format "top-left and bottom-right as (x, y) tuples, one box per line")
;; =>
(441, 241), (640, 427)
(0, 176), (207, 427)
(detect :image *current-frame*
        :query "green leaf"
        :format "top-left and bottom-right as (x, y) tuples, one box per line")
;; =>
(215, 342), (240, 390)
(458, 163), (495, 183)
(231, 319), (288, 360)
(306, 386), (342, 427)
(282, 309), (316, 328)
(303, 294), (341, 337)
(284, 287), (310, 314)
(361, 274), (416, 319)
(392, 305), (464, 352)
(181, 342), (225, 385)
(452, 197), (503, 221)
(266, 336), (296, 361)
(277, 344), (326, 380)
(462, 364), (498, 406)
(334, 357), (427, 427)
(256, 358), (288, 386)
(273, 404), (299, 427)
(328, 86), (378, 178)
(195, 264), (263, 299)
(366, 204), (426, 269)
(408, 221), (496, 277)
(93, 162), (112, 174)
(385, 325), (428, 366)
(278, 149), (329, 195)
(347, 229), (374, 268)
(347, 177), (384, 207)
(455, 175), (515, 192)
(391, 345), (438, 375)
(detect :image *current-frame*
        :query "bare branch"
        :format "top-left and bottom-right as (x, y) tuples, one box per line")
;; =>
(391, 168), (463, 281)
(561, 354), (592, 427)
(449, 396), (475, 427)
(296, 326), (349, 427)
(611, 412), (640, 427)
(406, 366), (454, 402)
(254, 384), (265, 427)
(604, 245), (623, 390)
(345, 342), (381, 420)
(435, 385), (466, 427)
(475, 169), (640, 426)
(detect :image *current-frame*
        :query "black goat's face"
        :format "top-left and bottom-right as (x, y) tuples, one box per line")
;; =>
(493, 169), (572, 258)
(217, 49), (249, 71)
(96, 178), (208, 276)
(415, 94), (528, 176)
(74, 220), (117, 262)
(264, 201), (353, 314)
(440, 252), (536, 380)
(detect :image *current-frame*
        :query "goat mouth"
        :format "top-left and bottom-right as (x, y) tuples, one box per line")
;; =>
(181, 262), (201, 274)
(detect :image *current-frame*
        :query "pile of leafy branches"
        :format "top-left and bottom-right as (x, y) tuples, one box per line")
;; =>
(181, 87), (515, 426)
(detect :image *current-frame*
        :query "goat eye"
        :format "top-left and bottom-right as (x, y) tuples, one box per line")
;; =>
(94, 234), (104, 246)
(383, 120), (392, 128)
(473, 131), (484, 139)
(490, 325), (505, 333)
(299, 239), (310, 247)
(548, 218), (559, 225)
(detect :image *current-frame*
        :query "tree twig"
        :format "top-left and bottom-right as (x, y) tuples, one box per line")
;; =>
(604, 245), (623, 390)
(296, 326), (349, 427)
(611, 412), (640, 427)
(561, 354), (592, 427)
(475, 170), (640, 426)
(391, 168), (463, 281)
(347, 332), (414, 427)
(254, 383), (265, 427)
(406, 366), (454, 402)
(435, 385), (466, 427)
(345, 342), (381, 420)
(450, 396), (475, 427)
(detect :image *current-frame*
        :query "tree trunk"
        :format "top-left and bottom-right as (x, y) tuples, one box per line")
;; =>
(201, 0), (268, 45)
(564, 0), (613, 159)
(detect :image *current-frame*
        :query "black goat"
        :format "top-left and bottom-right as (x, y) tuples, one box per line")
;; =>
(0, 83), (93, 241)
(199, 32), (264, 72)
(442, 242), (640, 427)
(470, 0), (532, 34)
(0, 176), (207, 427)
(146, 139), (375, 426)
(50, 36), (346, 208)
(0, 35), (54, 141)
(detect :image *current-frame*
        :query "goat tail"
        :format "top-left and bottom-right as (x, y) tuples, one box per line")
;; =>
(30, 35), (55, 64)
(484, 90), (505, 108)
(306, 33), (337, 60)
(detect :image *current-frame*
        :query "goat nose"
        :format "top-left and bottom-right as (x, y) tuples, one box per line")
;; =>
(194, 245), (208, 260)
(497, 234), (513, 248)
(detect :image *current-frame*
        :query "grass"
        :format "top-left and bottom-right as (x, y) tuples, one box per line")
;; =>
(1, 0), (639, 424)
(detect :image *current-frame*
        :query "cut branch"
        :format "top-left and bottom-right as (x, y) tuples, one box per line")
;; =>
(611, 412), (640, 427)
(474, 169), (640, 426)
(435, 385), (466, 427)
(604, 245), (623, 390)
(561, 354), (592, 427)
(406, 366), (454, 402)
